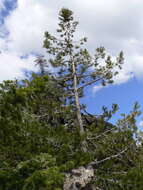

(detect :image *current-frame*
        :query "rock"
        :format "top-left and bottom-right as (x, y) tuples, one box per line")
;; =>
(63, 166), (94, 190)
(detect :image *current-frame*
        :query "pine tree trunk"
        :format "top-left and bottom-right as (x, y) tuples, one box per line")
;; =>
(72, 60), (87, 152)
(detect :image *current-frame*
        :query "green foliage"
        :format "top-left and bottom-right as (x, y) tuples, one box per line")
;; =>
(0, 153), (64, 190)
(0, 8), (143, 190)
(0, 72), (142, 189)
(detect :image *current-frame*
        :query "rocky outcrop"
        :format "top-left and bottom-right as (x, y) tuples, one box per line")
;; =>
(63, 166), (95, 190)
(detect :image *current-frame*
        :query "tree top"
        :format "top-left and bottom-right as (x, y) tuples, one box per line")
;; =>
(59, 8), (73, 22)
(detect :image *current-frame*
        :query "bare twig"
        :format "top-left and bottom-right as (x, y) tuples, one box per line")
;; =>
(88, 147), (128, 167)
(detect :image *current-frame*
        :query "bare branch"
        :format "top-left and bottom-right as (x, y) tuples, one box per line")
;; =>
(87, 128), (116, 140)
(77, 77), (103, 91)
(56, 74), (93, 81)
(88, 147), (128, 167)
(56, 38), (80, 44)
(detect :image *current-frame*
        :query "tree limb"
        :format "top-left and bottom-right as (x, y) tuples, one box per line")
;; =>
(77, 77), (103, 91)
(87, 128), (116, 140)
(88, 147), (128, 167)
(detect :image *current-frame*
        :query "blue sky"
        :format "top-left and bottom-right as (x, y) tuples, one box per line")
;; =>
(0, 0), (143, 127)
(0, 0), (16, 18)
(82, 77), (143, 125)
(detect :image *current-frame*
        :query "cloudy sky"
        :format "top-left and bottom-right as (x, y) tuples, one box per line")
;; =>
(1, 0), (143, 125)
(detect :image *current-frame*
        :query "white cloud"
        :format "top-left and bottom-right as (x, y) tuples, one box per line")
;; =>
(0, 50), (36, 81)
(5, 0), (143, 55)
(0, 0), (143, 83)
(129, 55), (143, 78)
(4, 0), (58, 54)
(93, 85), (103, 94)
(113, 64), (134, 85)
(138, 121), (143, 128)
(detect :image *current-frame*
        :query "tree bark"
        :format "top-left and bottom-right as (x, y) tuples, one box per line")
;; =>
(72, 60), (87, 152)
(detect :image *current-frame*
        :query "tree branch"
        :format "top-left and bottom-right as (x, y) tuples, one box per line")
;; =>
(87, 128), (116, 140)
(77, 77), (103, 91)
(88, 147), (128, 167)
(56, 74), (93, 81)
